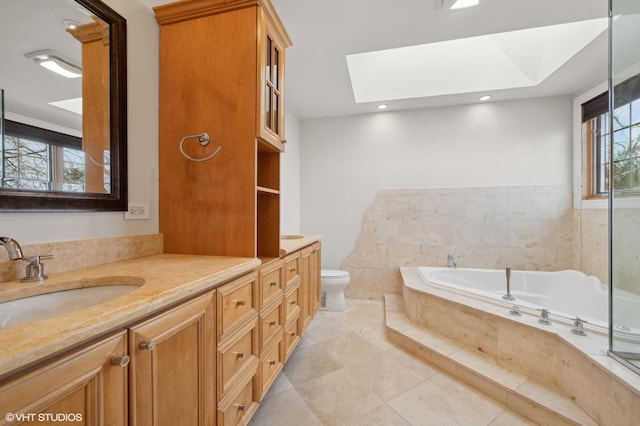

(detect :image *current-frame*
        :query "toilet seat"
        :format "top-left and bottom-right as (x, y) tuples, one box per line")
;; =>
(321, 269), (350, 285)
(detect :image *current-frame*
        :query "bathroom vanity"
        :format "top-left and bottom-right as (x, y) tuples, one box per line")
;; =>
(0, 235), (320, 425)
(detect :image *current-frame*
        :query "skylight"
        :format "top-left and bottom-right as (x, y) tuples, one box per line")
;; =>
(346, 18), (608, 103)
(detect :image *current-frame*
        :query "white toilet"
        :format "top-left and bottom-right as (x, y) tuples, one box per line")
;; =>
(320, 269), (350, 311)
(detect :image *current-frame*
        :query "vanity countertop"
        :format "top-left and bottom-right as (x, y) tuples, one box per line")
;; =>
(0, 253), (260, 379)
(279, 234), (322, 256)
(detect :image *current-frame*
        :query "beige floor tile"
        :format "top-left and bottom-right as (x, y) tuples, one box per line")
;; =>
(345, 403), (412, 426)
(429, 373), (505, 419)
(283, 343), (342, 387)
(261, 372), (293, 401)
(321, 332), (383, 369)
(388, 376), (495, 426)
(358, 324), (396, 351)
(295, 368), (385, 425)
(248, 388), (322, 426)
(351, 352), (430, 401)
(383, 346), (440, 379)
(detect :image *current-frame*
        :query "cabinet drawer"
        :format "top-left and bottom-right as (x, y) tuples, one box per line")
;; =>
(217, 319), (258, 401)
(259, 337), (283, 399)
(284, 254), (300, 288)
(259, 263), (283, 308)
(284, 315), (300, 361)
(218, 369), (259, 426)
(284, 285), (300, 322)
(217, 272), (258, 342)
(259, 301), (283, 349)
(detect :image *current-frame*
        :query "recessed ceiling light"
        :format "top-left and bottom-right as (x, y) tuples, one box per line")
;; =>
(377, 104), (388, 110)
(450, 0), (479, 9)
(63, 19), (81, 30)
(479, 95), (491, 101)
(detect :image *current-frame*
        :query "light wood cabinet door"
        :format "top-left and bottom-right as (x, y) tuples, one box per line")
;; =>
(257, 4), (291, 151)
(129, 292), (215, 426)
(0, 330), (128, 426)
(300, 242), (321, 331)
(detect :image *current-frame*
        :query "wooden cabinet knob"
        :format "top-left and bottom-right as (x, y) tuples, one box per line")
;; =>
(268, 320), (277, 326)
(232, 299), (247, 306)
(269, 281), (277, 287)
(139, 340), (156, 351)
(268, 360), (277, 366)
(289, 300), (296, 305)
(110, 354), (130, 367)
(232, 351), (246, 359)
(234, 403), (246, 411)
(288, 332), (296, 337)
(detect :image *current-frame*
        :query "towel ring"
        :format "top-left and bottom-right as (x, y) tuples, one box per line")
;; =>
(179, 132), (222, 162)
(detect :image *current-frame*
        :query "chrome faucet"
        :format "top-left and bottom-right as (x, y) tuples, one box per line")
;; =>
(0, 237), (24, 260)
(502, 267), (515, 301)
(447, 254), (457, 269)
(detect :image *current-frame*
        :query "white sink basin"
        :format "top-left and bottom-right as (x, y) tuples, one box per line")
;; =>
(0, 283), (140, 329)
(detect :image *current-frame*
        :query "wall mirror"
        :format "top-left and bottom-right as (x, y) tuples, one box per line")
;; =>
(0, 0), (126, 211)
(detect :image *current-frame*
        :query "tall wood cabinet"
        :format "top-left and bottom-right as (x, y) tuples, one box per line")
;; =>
(155, 0), (291, 259)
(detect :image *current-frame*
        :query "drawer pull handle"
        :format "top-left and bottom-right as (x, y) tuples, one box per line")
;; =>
(268, 320), (277, 326)
(232, 351), (246, 359)
(269, 281), (278, 287)
(234, 403), (246, 411)
(110, 354), (130, 367)
(288, 268), (296, 272)
(289, 300), (297, 305)
(268, 360), (277, 366)
(139, 340), (156, 351)
(233, 299), (247, 306)
(288, 332), (296, 337)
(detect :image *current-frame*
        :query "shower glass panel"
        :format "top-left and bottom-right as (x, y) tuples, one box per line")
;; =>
(610, 0), (640, 372)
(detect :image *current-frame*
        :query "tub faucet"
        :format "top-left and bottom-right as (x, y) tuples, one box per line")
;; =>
(502, 267), (515, 301)
(447, 255), (457, 269)
(0, 237), (24, 261)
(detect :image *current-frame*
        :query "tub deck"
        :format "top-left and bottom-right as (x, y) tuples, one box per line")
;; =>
(392, 267), (640, 426)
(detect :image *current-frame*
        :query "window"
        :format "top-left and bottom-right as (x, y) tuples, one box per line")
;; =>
(582, 75), (640, 198)
(1, 120), (86, 192)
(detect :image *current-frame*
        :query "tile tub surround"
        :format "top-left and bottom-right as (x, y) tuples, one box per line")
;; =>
(0, 233), (163, 283)
(399, 267), (640, 425)
(342, 185), (609, 301)
(0, 253), (260, 378)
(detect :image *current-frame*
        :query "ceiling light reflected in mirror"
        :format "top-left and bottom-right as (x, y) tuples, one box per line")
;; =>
(24, 49), (82, 79)
(450, 0), (479, 9)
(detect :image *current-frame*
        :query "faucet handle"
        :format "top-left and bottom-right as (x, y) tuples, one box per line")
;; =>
(21, 255), (53, 282)
(571, 317), (588, 336)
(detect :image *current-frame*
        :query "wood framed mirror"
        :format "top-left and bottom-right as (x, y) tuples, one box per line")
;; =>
(0, 0), (127, 211)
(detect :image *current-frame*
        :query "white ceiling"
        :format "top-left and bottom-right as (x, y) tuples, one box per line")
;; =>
(267, 0), (609, 119)
(2, 0), (609, 128)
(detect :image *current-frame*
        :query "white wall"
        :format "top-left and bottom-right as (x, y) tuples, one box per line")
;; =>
(300, 96), (574, 269)
(0, 0), (159, 244)
(280, 110), (301, 234)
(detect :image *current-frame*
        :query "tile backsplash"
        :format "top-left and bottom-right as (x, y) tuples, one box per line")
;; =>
(0, 233), (163, 283)
(343, 185), (608, 300)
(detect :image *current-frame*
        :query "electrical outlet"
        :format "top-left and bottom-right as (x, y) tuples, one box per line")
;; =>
(124, 202), (150, 220)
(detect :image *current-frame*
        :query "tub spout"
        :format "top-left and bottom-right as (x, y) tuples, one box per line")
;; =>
(502, 267), (515, 301)
(447, 255), (457, 269)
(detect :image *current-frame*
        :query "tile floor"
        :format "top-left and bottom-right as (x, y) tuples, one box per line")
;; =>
(249, 299), (536, 426)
